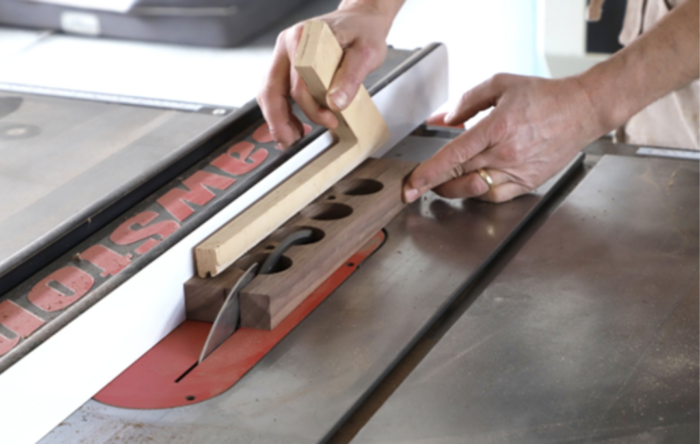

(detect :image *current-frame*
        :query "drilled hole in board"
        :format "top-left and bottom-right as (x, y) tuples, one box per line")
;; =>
(301, 203), (353, 221)
(186, 396), (196, 401)
(264, 245), (275, 250)
(270, 226), (325, 244)
(327, 195), (336, 200)
(236, 253), (292, 274)
(334, 178), (384, 196)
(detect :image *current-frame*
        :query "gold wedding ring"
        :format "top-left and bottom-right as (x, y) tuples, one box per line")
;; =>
(478, 168), (494, 190)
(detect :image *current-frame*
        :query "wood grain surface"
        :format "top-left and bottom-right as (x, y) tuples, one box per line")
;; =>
(184, 157), (417, 328)
(240, 157), (416, 330)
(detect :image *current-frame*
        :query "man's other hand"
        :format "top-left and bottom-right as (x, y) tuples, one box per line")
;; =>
(403, 74), (604, 203)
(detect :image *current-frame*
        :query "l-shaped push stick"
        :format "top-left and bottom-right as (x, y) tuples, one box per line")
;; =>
(195, 20), (390, 278)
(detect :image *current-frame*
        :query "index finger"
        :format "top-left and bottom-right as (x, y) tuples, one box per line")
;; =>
(403, 117), (493, 203)
(257, 32), (303, 148)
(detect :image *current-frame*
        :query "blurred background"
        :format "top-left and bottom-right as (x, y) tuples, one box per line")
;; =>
(0, 0), (626, 114)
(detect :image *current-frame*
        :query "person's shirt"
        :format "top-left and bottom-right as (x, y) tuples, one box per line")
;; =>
(591, 0), (699, 150)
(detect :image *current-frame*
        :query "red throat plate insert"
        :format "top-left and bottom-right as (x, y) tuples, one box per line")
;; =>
(94, 231), (384, 409)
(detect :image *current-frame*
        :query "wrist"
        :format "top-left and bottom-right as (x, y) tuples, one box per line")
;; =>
(574, 66), (630, 136)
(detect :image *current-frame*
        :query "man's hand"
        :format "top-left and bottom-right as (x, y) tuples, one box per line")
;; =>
(404, 0), (698, 204)
(403, 74), (604, 203)
(257, 1), (403, 149)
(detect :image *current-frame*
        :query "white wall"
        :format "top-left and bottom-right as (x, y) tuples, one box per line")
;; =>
(388, 0), (547, 114)
(539, 0), (608, 78)
(0, 0), (546, 111)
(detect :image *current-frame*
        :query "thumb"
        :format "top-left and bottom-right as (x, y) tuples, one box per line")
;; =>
(327, 44), (385, 111)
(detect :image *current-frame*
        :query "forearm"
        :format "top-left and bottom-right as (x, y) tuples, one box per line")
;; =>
(338, 0), (405, 22)
(578, 0), (699, 134)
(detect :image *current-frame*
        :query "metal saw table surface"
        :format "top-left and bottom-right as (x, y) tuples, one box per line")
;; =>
(0, 92), (232, 282)
(39, 128), (583, 443)
(39, 141), (699, 443)
(353, 153), (699, 443)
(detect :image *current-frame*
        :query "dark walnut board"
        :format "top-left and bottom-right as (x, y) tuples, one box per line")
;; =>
(185, 157), (417, 330)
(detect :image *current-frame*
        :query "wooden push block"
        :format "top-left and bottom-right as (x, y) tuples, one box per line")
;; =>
(183, 157), (417, 329)
(194, 20), (390, 278)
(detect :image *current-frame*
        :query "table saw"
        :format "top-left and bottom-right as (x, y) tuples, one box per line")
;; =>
(0, 35), (698, 444)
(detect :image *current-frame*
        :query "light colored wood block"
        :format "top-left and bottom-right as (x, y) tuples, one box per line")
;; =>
(194, 20), (390, 277)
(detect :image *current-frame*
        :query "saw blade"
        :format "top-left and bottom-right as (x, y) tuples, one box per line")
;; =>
(198, 263), (258, 364)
